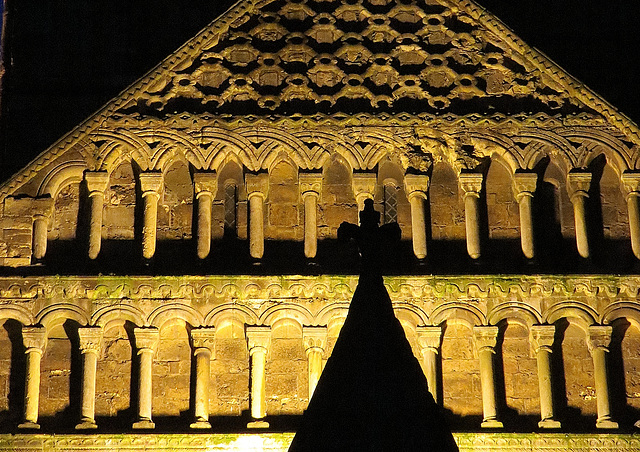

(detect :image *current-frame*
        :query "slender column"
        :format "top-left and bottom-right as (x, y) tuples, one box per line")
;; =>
(622, 173), (640, 259)
(84, 172), (109, 259)
(352, 173), (377, 212)
(473, 326), (503, 428)
(30, 198), (54, 260)
(513, 172), (538, 259)
(246, 326), (271, 428)
(194, 172), (218, 259)
(139, 173), (163, 260)
(588, 326), (619, 429)
(75, 327), (103, 429)
(460, 173), (484, 259)
(245, 173), (269, 260)
(189, 327), (216, 429)
(530, 325), (561, 428)
(18, 326), (47, 429)
(302, 326), (328, 399)
(416, 326), (442, 404)
(567, 172), (592, 259)
(404, 174), (430, 260)
(132, 327), (159, 429)
(300, 174), (322, 259)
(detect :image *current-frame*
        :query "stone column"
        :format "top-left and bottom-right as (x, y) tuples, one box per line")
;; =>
(245, 173), (269, 260)
(132, 327), (159, 429)
(189, 327), (216, 429)
(246, 326), (271, 428)
(622, 172), (640, 259)
(194, 172), (218, 259)
(139, 173), (163, 260)
(352, 173), (377, 212)
(530, 325), (561, 428)
(460, 173), (484, 260)
(84, 172), (109, 259)
(302, 326), (328, 399)
(416, 326), (442, 404)
(300, 174), (322, 259)
(404, 174), (430, 260)
(31, 198), (54, 260)
(76, 327), (103, 429)
(513, 172), (538, 259)
(473, 326), (503, 428)
(567, 172), (592, 259)
(18, 326), (47, 429)
(588, 325), (619, 429)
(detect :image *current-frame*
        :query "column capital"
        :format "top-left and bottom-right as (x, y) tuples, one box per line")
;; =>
(530, 324), (556, 355)
(190, 327), (216, 353)
(352, 172), (376, 203)
(299, 173), (322, 198)
(512, 172), (538, 201)
(416, 326), (443, 353)
(473, 326), (499, 355)
(22, 326), (47, 353)
(459, 172), (484, 197)
(78, 327), (104, 354)
(567, 171), (592, 200)
(621, 172), (640, 198)
(193, 172), (218, 197)
(139, 172), (164, 195)
(302, 326), (328, 354)
(404, 174), (430, 198)
(133, 327), (159, 352)
(246, 326), (271, 355)
(84, 171), (109, 195)
(4, 197), (54, 220)
(588, 325), (613, 354)
(245, 172), (269, 198)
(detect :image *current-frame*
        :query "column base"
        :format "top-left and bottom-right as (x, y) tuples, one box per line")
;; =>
(190, 420), (212, 429)
(247, 420), (269, 429)
(75, 420), (98, 430)
(132, 419), (155, 429)
(17, 421), (40, 430)
(596, 418), (619, 429)
(480, 419), (503, 429)
(538, 419), (562, 429)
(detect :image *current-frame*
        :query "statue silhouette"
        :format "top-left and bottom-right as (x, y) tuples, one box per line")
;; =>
(289, 200), (458, 451)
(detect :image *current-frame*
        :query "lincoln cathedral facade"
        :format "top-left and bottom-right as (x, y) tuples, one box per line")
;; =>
(1, 0), (640, 450)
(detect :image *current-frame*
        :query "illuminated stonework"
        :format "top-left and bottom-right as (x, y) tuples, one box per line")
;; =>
(1, 0), (640, 449)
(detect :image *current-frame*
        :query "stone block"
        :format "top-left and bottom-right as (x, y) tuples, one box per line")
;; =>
(216, 374), (249, 399)
(268, 204), (298, 227)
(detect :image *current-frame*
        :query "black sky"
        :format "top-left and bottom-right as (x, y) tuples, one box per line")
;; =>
(1, 1), (638, 181)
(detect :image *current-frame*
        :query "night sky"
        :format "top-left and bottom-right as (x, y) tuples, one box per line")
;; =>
(0, 1), (638, 181)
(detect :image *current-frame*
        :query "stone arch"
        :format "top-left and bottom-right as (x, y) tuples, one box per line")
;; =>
(393, 304), (429, 329)
(519, 129), (576, 174)
(94, 130), (153, 172)
(487, 302), (542, 329)
(602, 302), (640, 329)
(315, 303), (350, 333)
(544, 302), (597, 331)
(261, 303), (314, 329)
(564, 129), (631, 175)
(430, 302), (485, 328)
(205, 304), (259, 329)
(92, 304), (146, 329)
(0, 305), (34, 325)
(462, 131), (524, 173)
(142, 130), (206, 171)
(200, 129), (259, 171)
(37, 161), (86, 198)
(148, 303), (204, 329)
(37, 304), (90, 330)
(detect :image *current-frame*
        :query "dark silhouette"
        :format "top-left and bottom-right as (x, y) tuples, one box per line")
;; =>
(289, 199), (458, 451)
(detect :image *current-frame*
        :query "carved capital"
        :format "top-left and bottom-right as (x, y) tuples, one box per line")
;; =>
(473, 326), (499, 355)
(588, 325), (613, 354)
(512, 172), (538, 201)
(459, 173), (484, 197)
(193, 172), (218, 198)
(190, 327), (216, 353)
(133, 327), (159, 353)
(245, 173), (269, 198)
(299, 173), (322, 198)
(22, 326), (47, 353)
(78, 327), (104, 355)
(567, 172), (592, 201)
(621, 172), (640, 199)
(352, 172), (377, 201)
(4, 197), (54, 220)
(416, 326), (442, 353)
(84, 172), (109, 196)
(404, 174), (430, 198)
(302, 326), (328, 354)
(246, 326), (271, 355)
(139, 172), (164, 195)
(530, 324), (556, 355)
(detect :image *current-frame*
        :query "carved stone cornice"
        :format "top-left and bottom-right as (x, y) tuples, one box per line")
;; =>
(78, 327), (104, 355)
(302, 326), (327, 354)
